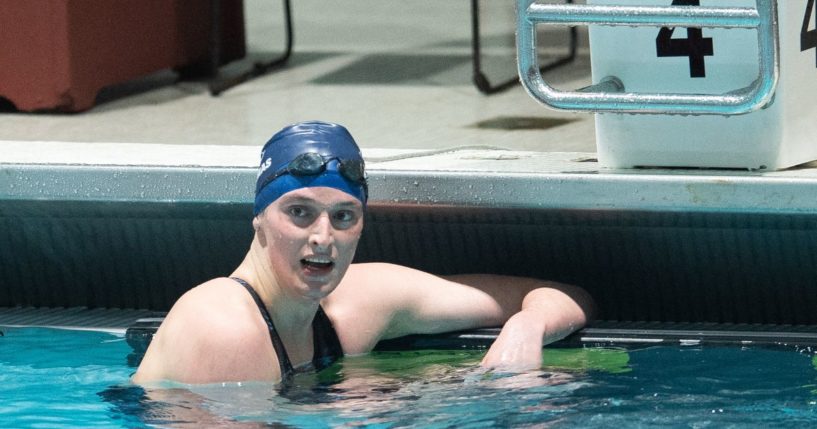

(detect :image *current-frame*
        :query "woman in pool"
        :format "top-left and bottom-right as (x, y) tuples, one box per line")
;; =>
(133, 121), (594, 385)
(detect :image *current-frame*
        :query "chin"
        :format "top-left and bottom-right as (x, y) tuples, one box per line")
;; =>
(300, 279), (338, 300)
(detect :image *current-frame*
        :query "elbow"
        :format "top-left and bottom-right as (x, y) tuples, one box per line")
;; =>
(563, 283), (596, 324)
(523, 282), (596, 327)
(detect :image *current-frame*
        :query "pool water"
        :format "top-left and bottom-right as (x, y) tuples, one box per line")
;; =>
(3, 326), (817, 428)
(0, 327), (136, 428)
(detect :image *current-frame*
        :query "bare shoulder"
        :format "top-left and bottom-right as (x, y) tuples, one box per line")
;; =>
(320, 263), (415, 352)
(160, 278), (259, 339)
(321, 263), (466, 352)
(133, 278), (276, 384)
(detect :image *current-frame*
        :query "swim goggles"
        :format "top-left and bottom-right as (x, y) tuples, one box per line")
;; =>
(258, 152), (367, 191)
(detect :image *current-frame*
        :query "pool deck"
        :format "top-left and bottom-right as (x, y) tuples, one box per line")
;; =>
(2, 0), (817, 214)
(4, 140), (817, 215)
(0, 1), (594, 153)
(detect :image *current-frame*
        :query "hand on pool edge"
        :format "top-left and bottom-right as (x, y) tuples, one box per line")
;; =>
(480, 285), (593, 372)
(480, 310), (545, 372)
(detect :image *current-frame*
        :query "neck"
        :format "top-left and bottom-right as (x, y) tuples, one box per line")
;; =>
(231, 235), (319, 332)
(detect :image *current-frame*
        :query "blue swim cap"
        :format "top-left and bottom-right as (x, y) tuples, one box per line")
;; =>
(254, 121), (367, 215)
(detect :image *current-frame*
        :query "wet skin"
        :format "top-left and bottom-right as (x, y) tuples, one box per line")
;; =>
(252, 187), (364, 304)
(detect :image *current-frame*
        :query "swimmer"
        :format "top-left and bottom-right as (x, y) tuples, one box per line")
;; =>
(133, 121), (594, 385)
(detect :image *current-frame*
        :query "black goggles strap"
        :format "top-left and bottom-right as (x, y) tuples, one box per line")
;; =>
(259, 153), (366, 192)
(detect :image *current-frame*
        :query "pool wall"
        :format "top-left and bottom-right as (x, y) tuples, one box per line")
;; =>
(3, 142), (817, 325)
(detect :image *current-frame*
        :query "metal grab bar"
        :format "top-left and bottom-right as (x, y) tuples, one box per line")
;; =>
(516, 0), (780, 115)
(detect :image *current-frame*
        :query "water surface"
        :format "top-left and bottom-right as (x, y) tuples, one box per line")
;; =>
(3, 326), (817, 428)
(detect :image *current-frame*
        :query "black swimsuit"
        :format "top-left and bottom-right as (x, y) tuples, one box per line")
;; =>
(231, 277), (343, 379)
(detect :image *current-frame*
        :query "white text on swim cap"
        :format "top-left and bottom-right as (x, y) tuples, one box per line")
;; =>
(258, 157), (273, 178)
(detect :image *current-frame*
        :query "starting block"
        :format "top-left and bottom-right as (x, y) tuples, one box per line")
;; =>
(517, 0), (817, 170)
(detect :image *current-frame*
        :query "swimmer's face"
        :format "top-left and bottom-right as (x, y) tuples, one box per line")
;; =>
(254, 187), (364, 302)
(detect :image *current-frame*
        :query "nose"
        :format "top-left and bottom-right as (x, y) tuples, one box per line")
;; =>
(309, 212), (334, 250)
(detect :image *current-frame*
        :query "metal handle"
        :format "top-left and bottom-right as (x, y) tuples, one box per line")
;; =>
(516, 0), (780, 115)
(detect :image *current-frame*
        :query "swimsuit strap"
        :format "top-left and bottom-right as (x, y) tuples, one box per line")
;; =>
(230, 277), (295, 378)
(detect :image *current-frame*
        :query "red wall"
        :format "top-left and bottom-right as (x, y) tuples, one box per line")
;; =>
(0, 0), (245, 112)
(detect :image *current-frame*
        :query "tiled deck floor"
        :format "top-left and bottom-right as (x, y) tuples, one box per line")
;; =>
(0, 0), (596, 154)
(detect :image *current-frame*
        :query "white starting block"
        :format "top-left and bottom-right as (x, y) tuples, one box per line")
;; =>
(517, 0), (817, 170)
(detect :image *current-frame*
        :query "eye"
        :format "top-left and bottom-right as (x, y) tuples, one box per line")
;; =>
(287, 205), (312, 218)
(334, 210), (353, 222)
(331, 209), (359, 228)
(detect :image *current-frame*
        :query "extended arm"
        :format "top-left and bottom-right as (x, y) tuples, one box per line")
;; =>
(334, 263), (594, 365)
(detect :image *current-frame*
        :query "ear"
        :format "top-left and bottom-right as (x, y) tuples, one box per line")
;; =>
(252, 216), (266, 246)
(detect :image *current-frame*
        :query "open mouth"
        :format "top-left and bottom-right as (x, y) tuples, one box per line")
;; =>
(301, 256), (334, 272)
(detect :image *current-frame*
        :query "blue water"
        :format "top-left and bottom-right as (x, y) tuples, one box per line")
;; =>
(0, 327), (136, 428)
(3, 326), (817, 428)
